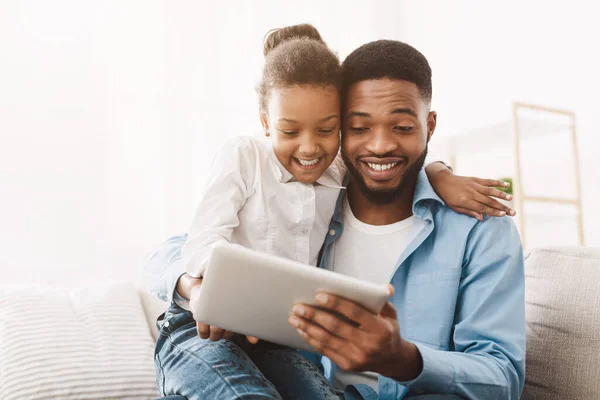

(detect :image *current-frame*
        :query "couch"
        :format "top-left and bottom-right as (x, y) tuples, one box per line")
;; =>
(1, 247), (599, 399)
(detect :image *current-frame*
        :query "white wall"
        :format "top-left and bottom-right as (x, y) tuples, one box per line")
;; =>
(0, 1), (167, 286)
(2, 1), (597, 287)
(0, 0), (403, 286)
(399, 0), (600, 246)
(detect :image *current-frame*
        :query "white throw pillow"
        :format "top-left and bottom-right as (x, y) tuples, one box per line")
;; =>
(0, 282), (159, 400)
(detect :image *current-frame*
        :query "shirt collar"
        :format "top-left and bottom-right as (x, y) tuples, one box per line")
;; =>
(413, 168), (445, 208)
(332, 168), (444, 224)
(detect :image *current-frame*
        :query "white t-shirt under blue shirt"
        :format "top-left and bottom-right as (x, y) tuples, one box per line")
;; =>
(331, 195), (427, 392)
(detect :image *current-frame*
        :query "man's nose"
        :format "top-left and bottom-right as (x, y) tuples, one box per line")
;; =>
(364, 128), (398, 155)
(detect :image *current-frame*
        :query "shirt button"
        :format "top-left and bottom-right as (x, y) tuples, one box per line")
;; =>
(164, 321), (170, 328)
(329, 229), (336, 236)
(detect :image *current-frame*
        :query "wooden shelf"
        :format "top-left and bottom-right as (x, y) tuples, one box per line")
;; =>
(435, 102), (584, 249)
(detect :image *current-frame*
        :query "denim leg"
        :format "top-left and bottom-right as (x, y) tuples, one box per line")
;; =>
(155, 304), (281, 400)
(254, 347), (344, 400)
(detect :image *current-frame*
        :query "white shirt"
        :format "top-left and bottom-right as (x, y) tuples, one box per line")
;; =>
(331, 195), (426, 392)
(182, 135), (346, 277)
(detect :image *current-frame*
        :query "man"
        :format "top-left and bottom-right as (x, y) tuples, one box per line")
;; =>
(145, 40), (525, 399)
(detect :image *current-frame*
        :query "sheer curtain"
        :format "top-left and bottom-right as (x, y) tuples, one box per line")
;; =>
(0, 0), (403, 285)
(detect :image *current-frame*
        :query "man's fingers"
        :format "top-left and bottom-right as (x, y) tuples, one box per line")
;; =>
(291, 305), (361, 340)
(197, 322), (210, 339)
(295, 325), (363, 372)
(379, 301), (397, 319)
(312, 293), (379, 329)
(291, 315), (346, 353)
(387, 284), (395, 296)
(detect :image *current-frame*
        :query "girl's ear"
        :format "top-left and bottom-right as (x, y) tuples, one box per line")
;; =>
(260, 112), (270, 137)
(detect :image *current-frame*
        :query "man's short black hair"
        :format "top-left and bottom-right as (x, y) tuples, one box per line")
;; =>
(341, 40), (432, 103)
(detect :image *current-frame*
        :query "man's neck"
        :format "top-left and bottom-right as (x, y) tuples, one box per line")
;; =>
(346, 182), (415, 226)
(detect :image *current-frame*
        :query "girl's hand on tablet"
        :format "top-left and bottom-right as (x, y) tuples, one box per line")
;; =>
(246, 336), (259, 344)
(183, 274), (259, 343)
(196, 324), (259, 343)
(197, 323), (234, 341)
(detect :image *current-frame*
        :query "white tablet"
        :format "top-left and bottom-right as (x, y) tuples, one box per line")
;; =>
(190, 244), (390, 352)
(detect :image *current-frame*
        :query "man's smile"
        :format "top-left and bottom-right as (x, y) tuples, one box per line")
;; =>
(359, 157), (405, 181)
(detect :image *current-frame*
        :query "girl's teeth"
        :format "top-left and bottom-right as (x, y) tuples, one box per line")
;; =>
(298, 158), (319, 167)
(367, 162), (398, 171)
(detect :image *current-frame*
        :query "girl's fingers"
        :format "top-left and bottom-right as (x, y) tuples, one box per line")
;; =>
(209, 327), (226, 341)
(246, 336), (260, 344)
(223, 330), (235, 340)
(453, 206), (483, 221)
(466, 200), (502, 218)
(473, 178), (510, 188)
(478, 185), (513, 201)
(475, 193), (516, 216)
(197, 322), (210, 339)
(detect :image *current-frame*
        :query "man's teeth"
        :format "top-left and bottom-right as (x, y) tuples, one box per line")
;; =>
(367, 162), (398, 171)
(297, 158), (320, 167)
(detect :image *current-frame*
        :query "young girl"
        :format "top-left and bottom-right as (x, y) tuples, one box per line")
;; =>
(182, 24), (514, 340)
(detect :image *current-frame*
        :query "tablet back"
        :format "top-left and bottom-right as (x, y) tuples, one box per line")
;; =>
(191, 244), (389, 352)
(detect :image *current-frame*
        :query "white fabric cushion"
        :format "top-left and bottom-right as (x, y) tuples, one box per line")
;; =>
(523, 247), (600, 400)
(138, 289), (169, 342)
(0, 282), (159, 400)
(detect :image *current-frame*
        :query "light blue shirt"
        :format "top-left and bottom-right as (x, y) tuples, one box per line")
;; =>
(144, 169), (525, 399)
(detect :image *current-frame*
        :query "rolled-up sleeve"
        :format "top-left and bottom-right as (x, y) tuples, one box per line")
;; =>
(143, 234), (188, 303)
(389, 216), (526, 399)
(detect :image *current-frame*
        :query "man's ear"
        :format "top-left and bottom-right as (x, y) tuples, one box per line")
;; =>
(426, 111), (437, 143)
(260, 112), (270, 137)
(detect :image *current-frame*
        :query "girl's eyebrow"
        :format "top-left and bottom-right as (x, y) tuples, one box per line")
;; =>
(278, 115), (339, 123)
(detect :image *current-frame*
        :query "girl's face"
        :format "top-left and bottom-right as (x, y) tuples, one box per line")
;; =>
(260, 84), (341, 184)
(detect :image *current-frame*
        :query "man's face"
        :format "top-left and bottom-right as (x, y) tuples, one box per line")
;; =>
(341, 78), (436, 205)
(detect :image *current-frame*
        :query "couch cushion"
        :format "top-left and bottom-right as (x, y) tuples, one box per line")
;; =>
(0, 282), (159, 400)
(523, 247), (600, 400)
(138, 289), (169, 341)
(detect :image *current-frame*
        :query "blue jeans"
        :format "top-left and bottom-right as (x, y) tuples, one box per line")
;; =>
(154, 303), (344, 400)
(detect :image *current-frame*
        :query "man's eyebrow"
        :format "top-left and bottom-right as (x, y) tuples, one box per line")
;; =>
(278, 118), (298, 123)
(391, 108), (418, 118)
(346, 111), (371, 119)
(320, 114), (340, 122)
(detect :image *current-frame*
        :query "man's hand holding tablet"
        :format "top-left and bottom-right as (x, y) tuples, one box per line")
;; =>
(289, 285), (424, 382)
